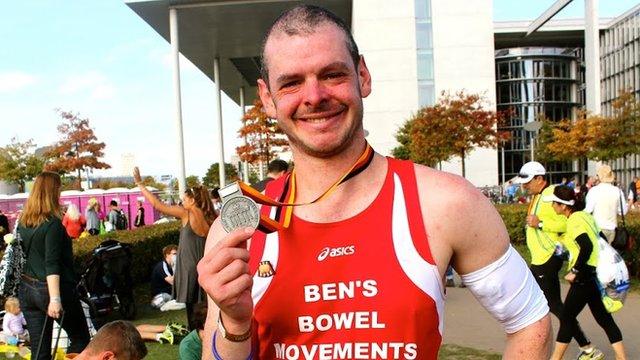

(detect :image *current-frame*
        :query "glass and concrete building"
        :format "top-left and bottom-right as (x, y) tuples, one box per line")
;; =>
(494, 47), (581, 183)
(495, 5), (640, 186)
(127, 1), (640, 188)
(600, 5), (640, 185)
(127, 0), (499, 187)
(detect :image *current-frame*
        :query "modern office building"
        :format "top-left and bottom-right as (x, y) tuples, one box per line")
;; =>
(127, 1), (639, 188)
(127, 0), (499, 187)
(600, 5), (640, 185)
(495, 4), (640, 186)
(494, 47), (581, 183)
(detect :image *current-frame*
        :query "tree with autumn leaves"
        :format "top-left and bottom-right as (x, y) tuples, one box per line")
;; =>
(0, 137), (48, 192)
(393, 91), (509, 178)
(538, 90), (640, 175)
(236, 99), (289, 167)
(45, 110), (110, 188)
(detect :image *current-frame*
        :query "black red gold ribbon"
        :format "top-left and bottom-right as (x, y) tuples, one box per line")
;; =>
(238, 142), (375, 233)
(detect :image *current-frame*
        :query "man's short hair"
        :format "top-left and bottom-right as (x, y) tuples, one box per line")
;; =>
(268, 159), (289, 174)
(110, 200), (118, 207)
(260, 4), (359, 82)
(162, 244), (178, 258)
(85, 320), (147, 360)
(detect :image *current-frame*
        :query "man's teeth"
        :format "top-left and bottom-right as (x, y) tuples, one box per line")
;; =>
(306, 117), (328, 123)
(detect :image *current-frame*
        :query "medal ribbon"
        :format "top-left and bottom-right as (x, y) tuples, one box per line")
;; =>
(238, 142), (375, 233)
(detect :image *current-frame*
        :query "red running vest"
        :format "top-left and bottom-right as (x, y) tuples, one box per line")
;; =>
(249, 158), (444, 360)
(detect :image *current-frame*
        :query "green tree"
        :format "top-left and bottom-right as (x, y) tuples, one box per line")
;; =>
(0, 137), (47, 192)
(171, 175), (202, 192)
(186, 175), (201, 189)
(45, 110), (110, 188)
(391, 121), (413, 161)
(203, 163), (238, 187)
(140, 176), (167, 191)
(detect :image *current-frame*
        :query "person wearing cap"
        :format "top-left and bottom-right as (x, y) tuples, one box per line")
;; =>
(585, 165), (628, 244)
(543, 186), (626, 360)
(516, 161), (591, 349)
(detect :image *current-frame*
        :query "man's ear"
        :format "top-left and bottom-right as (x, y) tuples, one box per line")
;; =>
(357, 55), (372, 98)
(101, 351), (116, 360)
(257, 79), (277, 119)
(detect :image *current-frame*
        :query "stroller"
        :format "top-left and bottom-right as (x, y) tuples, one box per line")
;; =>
(77, 239), (136, 322)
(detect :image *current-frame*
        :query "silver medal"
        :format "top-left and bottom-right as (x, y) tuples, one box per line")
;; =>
(219, 182), (260, 233)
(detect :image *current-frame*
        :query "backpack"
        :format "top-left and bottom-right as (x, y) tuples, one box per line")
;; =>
(0, 219), (59, 298)
(0, 224), (26, 298)
(114, 210), (128, 230)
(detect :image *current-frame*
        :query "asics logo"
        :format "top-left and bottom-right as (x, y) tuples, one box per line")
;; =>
(317, 245), (356, 261)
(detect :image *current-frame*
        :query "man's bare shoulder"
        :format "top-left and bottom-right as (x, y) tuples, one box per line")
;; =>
(412, 163), (509, 273)
(413, 163), (487, 212)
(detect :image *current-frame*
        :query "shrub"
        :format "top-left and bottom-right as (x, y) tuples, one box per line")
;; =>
(622, 214), (640, 278)
(496, 204), (640, 279)
(73, 221), (181, 283)
(495, 204), (527, 245)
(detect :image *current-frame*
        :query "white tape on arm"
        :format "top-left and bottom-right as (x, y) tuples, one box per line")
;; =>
(460, 245), (549, 333)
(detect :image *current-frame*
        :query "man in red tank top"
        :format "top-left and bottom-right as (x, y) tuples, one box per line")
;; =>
(198, 5), (551, 360)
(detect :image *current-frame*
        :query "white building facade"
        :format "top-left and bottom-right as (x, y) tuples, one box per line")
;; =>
(129, 0), (499, 188)
(353, 0), (498, 187)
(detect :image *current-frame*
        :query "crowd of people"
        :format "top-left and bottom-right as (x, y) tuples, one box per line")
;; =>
(516, 161), (627, 360)
(2, 4), (638, 360)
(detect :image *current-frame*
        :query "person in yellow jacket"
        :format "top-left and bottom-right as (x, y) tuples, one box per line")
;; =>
(516, 162), (593, 350)
(544, 185), (626, 360)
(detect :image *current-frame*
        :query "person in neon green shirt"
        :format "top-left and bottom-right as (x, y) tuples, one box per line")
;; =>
(515, 162), (591, 347)
(544, 185), (626, 360)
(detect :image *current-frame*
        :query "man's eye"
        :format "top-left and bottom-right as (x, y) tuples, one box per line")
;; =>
(325, 73), (345, 79)
(281, 80), (299, 89)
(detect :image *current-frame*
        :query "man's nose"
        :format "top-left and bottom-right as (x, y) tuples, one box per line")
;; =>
(301, 78), (328, 107)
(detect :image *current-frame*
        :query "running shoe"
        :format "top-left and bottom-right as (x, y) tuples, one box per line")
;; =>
(167, 322), (189, 336)
(445, 278), (455, 287)
(157, 329), (174, 345)
(577, 348), (604, 360)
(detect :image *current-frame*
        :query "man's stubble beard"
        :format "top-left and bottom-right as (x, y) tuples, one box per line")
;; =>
(279, 105), (364, 159)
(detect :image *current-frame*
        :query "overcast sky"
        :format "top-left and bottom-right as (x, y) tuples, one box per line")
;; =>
(1, 0), (638, 179)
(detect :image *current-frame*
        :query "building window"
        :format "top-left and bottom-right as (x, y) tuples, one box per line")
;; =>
(415, 0), (434, 107)
(417, 51), (434, 80)
(416, 23), (433, 49)
(415, 0), (431, 20)
(418, 82), (435, 107)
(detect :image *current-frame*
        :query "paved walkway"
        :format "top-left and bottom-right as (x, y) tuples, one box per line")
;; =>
(443, 284), (639, 358)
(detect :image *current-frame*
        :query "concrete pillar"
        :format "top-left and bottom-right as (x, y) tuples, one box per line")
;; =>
(240, 87), (249, 182)
(214, 57), (226, 187)
(169, 8), (187, 196)
(584, 0), (601, 115)
(585, 0), (601, 177)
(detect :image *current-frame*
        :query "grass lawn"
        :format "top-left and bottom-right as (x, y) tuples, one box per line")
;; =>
(439, 344), (501, 359)
(96, 284), (184, 359)
(104, 285), (502, 360)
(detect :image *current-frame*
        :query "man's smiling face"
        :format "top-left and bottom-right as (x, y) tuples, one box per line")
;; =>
(258, 23), (371, 158)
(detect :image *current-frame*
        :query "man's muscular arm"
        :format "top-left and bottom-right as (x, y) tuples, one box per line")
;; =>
(415, 165), (551, 359)
(198, 220), (254, 360)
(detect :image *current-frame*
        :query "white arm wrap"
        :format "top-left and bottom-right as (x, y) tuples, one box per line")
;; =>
(460, 245), (549, 334)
